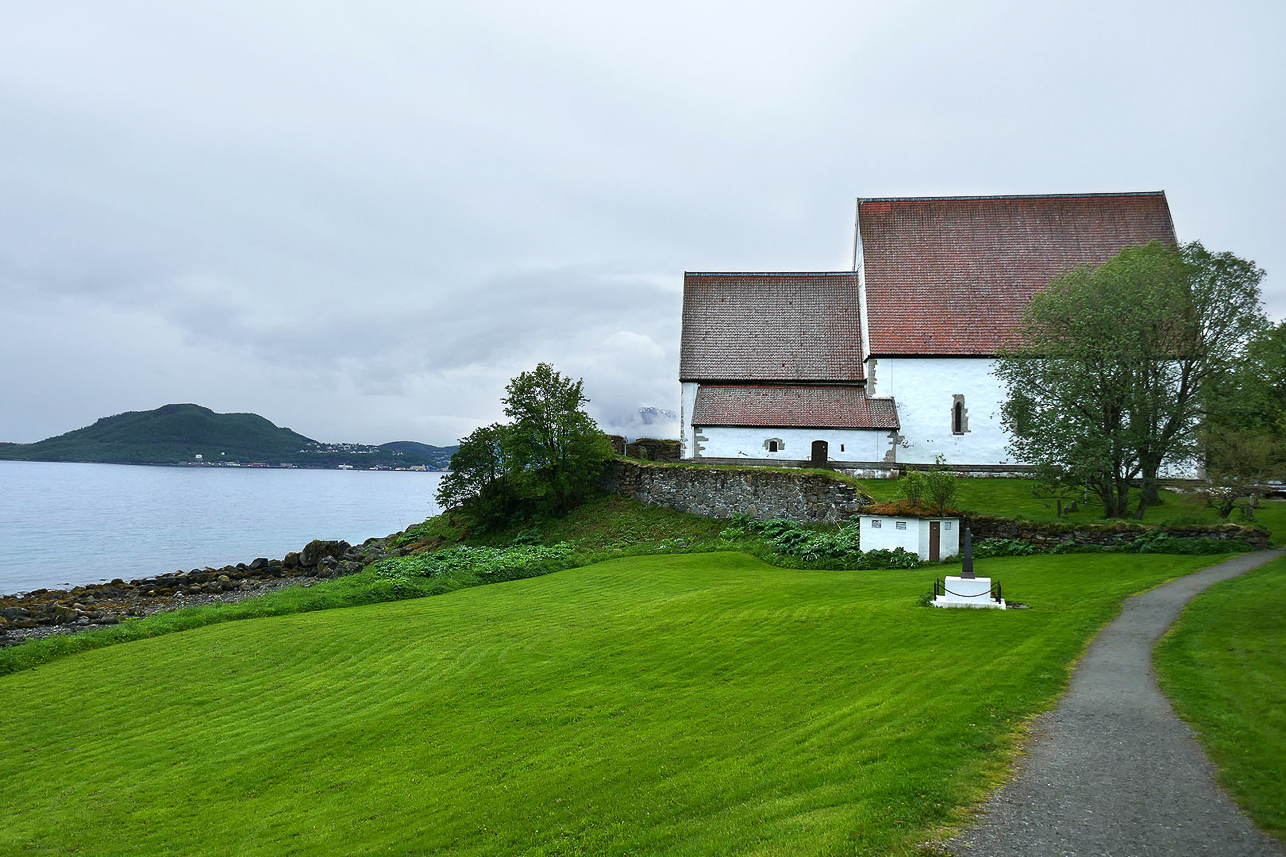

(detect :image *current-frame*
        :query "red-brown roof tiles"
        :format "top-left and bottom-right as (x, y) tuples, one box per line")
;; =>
(860, 192), (1177, 355)
(692, 385), (899, 430)
(679, 273), (864, 381)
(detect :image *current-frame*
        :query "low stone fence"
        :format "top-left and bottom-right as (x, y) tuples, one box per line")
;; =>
(599, 459), (871, 524)
(960, 514), (1270, 550)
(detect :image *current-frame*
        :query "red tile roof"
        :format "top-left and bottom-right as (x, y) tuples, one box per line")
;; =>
(860, 192), (1177, 355)
(692, 385), (899, 429)
(679, 273), (864, 381)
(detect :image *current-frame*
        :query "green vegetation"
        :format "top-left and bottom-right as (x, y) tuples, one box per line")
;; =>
(438, 363), (614, 525)
(0, 403), (456, 467)
(1155, 555), (1286, 841)
(853, 476), (1285, 542)
(1200, 319), (1286, 519)
(995, 241), (1266, 517)
(0, 550), (1223, 856)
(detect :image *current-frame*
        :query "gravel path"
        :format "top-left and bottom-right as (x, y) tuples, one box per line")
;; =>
(944, 550), (1286, 857)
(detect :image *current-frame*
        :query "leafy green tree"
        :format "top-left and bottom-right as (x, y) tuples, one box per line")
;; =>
(897, 470), (926, 506)
(996, 241), (1266, 518)
(502, 363), (614, 515)
(435, 423), (513, 521)
(1198, 320), (1286, 519)
(923, 457), (960, 515)
(436, 364), (614, 526)
(1198, 428), (1283, 520)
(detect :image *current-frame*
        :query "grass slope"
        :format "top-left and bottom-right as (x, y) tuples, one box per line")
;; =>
(1, 551), (1221, 856)
(1154, 555), (1286, 841)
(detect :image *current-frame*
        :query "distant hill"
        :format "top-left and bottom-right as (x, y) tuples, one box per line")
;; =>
(0, 404), (457, 468)
(378, 441), (457, 470)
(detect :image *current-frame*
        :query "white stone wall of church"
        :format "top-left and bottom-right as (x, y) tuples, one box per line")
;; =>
(691, 425), (889, 462)
(868, 357), (1016, 466)
(680, 382), (699, 459)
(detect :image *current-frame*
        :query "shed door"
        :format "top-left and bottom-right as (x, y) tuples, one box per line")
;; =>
(929, 521), (941, 562)
(810, 440), (828, 468)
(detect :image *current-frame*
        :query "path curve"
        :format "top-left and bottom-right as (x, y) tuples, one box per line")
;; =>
(945, 550), (1286, 857)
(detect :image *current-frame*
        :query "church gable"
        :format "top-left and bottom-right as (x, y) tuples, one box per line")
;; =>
(859, 192), (1178, 356)
(680, 272), (864, 382)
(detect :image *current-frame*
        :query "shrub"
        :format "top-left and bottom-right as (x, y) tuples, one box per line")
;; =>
(974, 538), (1038, 558)
(898, 471), (927, 505)
(1130, 531), (1252, 555)
(924, 468), (960, 515)
(375, 543), (577, 583)
(851, 548), (921, 570)
(715, 517), (918, 568)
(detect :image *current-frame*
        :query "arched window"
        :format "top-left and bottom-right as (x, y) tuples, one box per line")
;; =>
(768, 440), (779, 452)
(951, 395), (968, 435)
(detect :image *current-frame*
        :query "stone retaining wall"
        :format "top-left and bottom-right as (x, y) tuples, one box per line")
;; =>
(598, 459), (1269, 547)
(599, 459), (871, 524)
(960, 514), (1270, 549)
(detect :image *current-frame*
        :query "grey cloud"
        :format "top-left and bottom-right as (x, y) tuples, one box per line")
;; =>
(0, 1), (1282, 446)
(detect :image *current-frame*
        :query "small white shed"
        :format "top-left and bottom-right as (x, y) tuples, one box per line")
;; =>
(860, 515), (960, 562)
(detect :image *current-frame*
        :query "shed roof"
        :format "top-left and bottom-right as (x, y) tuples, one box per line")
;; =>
(859, 192), (1177, 355)
(679, 272), (863, 381)
(692, 385), (899, 430)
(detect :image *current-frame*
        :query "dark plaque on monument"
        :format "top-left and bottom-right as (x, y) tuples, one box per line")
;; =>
(961, 527), (975, 579)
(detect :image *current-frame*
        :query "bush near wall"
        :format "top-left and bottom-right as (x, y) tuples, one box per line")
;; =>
(960, 514), (1269, 551)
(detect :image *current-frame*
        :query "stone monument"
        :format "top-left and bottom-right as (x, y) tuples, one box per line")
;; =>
(932, 527), (1006, 610)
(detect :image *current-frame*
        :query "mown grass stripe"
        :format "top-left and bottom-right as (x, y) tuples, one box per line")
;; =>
(3, 551), (1223, 856)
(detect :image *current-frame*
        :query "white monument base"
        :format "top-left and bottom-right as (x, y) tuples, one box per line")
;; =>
(933, 576), (1006, 610)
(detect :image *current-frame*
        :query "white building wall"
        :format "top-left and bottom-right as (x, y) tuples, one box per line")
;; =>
(691, 425), (889, 462)
(867, 357), (1016, 467)
(680, 382), (700, 459)
(860, 516), (961, 561)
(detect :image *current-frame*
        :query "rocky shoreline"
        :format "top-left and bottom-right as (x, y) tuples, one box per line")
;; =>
(0, 536), (398, 648)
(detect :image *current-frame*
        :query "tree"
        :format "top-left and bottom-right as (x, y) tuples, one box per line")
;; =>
(1198, 320), (1286, 519)
(435, 364), (614, 526)
(434, 423), (514, 522)
(1197, 428), (1283, 520)
(501, 363), (615, 515)
(996, 241), (1266, 518)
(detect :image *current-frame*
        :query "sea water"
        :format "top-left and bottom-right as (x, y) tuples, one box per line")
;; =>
(0, 461), (444, 594)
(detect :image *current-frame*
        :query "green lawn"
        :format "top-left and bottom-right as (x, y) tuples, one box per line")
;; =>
(1154, 555), (1286, 842)
(1, 551), (1223, 856)
(855, 477), (1285, 540)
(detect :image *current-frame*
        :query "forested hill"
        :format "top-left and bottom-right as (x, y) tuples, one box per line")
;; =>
(0, 404), (457, 468)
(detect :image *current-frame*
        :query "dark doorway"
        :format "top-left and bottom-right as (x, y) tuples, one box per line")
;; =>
(929, 520), (941, 562)
(810, 440), (829, 468)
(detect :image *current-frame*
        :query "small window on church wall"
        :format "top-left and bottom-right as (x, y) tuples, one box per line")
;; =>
(871, 519), (882, 529)
(895, 521), (907, 530)
(840, 444), (845, 452)
(763, 437), (785, 453)
(768, 440), (778, 452)
(951, 395), (969, 435)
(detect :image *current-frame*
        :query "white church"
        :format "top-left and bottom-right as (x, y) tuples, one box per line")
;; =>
(678, 192), (1178, 475)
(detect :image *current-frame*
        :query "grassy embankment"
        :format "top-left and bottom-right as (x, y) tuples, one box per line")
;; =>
(1, 549), (1223, 856)
(1155, 554), (1286, 843)
(856, 475), (1286, 538)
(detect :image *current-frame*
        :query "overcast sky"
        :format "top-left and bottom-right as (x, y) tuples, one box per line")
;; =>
(2, 1), (1282, 446)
